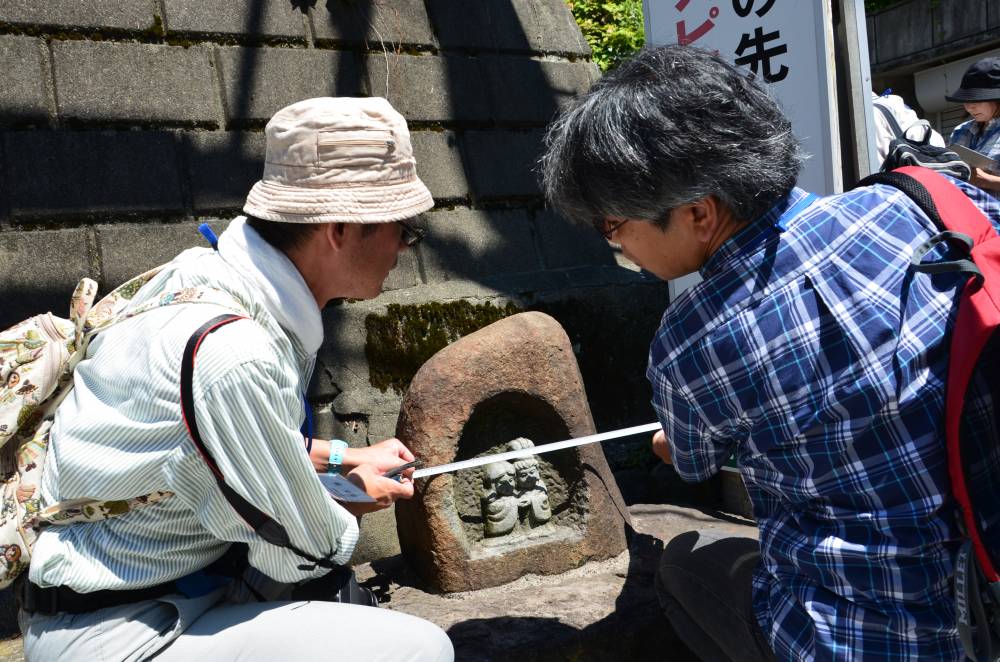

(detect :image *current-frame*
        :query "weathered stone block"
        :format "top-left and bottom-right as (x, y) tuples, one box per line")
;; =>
(395, 312), (630, 592)
(381, 248), (421, 292)
(410, 130), (468, 200)
(424, 0), (525, 51)
(163, 0), (306, 38)
(184, 131), (265, 211)
(367, 53), (490, 123)
(4, 130), (184, 218)
(0, 229), (93, 330)
(534, 209), (617, 270)
(52, 41), (217, 124)
(216, 47), (362, 125)
(96, 220), (227, 290)
(0, 141), (9, 224)
(509, 0), (590, 55)
(0, 36), (49, 127)
(936, 0), (988, 46)
(312, 0), (433, 47)
(350, 506), (401, 565)
(425, 0), (589, 55)
(484, 57), (597, 124)
(0, 1), (157, 31)
(462, 130), (544, 199)
(418, 208), (540, 282)
(874, 1), (933, 64)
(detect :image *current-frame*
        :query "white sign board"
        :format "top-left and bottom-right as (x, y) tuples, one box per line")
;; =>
(642, 0), (842, 196)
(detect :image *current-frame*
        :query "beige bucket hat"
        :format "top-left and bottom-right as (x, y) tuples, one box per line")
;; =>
(244, 97), (434, 223)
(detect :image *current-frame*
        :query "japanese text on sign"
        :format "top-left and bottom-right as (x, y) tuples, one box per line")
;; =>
(674, 0), (787, 82)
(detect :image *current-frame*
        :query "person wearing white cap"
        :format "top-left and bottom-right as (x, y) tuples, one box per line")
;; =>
(18, 97), (453, 661)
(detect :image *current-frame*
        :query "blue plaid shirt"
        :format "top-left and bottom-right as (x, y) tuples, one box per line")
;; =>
(951, 117), (1000, 200)
(648, 179), (1000, 660)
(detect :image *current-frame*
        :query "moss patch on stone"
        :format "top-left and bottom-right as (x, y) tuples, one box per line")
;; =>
(365, 300), (521, 393)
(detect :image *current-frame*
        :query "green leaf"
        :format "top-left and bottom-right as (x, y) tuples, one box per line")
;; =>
(567, 0), (645, 71)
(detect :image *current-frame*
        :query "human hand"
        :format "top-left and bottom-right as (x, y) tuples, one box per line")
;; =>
(970, 167), (1000, 191)
(341, 463), (415, 516)
(341, 438), (416, 476)
(651, 429), (672, 465)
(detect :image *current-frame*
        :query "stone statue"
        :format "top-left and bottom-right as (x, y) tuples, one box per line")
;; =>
(481, 460), (518, 537)
(509, 439), (552, 528)
(480, 438), (552, 538)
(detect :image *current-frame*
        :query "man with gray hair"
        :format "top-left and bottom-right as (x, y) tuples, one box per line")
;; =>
(19, 97), (453, 661)
(541, 45), (1000, 660)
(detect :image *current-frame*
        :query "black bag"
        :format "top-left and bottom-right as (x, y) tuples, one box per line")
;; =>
(874, 103), (972, 180)
(292, 564), (378, 607)
(210, 544), (378, 607)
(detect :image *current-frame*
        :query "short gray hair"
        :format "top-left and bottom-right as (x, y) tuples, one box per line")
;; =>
(540, 45), (803, 229)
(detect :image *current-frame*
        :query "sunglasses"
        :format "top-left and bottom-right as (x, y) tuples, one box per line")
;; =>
(399, 220), (426, 247)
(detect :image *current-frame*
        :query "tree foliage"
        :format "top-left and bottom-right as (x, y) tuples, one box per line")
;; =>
(567, 0), (645, 71)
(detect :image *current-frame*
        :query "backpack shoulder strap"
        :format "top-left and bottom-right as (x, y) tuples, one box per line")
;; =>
(181, 314), (340, 572)
(859, 168), (1000, 661)
(858, 167), (1000, 580)
(890, 166), (997, 242)
(873, 99), (905, 139)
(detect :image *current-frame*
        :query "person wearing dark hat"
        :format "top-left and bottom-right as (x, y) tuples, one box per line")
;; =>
(948, 56), (1000, 198)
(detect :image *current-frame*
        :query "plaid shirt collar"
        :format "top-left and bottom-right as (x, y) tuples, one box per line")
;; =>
(700, 187), (813, 280)
(965, 116), (1000, 138)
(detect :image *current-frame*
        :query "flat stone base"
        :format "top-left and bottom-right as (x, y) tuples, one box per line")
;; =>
(361, 503), (757, 661)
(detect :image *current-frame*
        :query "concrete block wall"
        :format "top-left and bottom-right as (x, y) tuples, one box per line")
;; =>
(0, 0), (670, 563)
(867, 0), (1000, 73)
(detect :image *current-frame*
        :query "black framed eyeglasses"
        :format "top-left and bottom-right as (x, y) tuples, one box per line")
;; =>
(597, 218), (630, 240)
(399, 220), (426, 247)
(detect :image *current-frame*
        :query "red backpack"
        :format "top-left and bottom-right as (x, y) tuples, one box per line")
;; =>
(859, 166), (1000, 662)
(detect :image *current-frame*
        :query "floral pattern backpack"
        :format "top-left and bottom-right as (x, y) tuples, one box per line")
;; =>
(0, 267), (241, 589)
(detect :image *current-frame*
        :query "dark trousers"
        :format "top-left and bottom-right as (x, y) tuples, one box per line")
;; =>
(656, 530), (777, 662)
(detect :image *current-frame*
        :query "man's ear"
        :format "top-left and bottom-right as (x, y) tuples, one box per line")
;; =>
(684, 196), (724, 243)
(325, 222), (348, 250)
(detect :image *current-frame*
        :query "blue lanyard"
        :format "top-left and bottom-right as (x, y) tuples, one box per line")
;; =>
(775, 193), (818, 232)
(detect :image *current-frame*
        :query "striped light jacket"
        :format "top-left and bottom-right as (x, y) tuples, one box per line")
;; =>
(30, 218), (358, 592)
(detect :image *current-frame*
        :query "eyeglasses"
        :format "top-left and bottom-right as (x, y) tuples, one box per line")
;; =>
(399, 220), (426, 247)
(597, 218), (630, 240)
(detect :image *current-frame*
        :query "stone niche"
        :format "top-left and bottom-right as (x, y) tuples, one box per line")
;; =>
(395, 312), (630, 593)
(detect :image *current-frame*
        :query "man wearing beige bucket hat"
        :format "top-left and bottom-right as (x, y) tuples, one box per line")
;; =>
(19, 97), (453, 661)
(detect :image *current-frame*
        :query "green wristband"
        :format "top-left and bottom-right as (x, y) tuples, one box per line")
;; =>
(327, 439), (348, 474)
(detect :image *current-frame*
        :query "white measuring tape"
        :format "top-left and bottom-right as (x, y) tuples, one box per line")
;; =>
(411, 422), (662, 479)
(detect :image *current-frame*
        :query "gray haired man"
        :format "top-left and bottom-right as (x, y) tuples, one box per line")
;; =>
(20, 97), (453, 661)
(541, 45), (1000, 660)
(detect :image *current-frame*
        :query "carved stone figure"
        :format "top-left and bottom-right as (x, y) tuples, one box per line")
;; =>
(481, 460), (518, 537)
(480, 438), (553, 537)
(509, 439), (552, 528)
